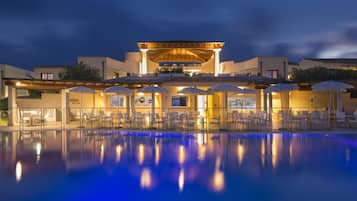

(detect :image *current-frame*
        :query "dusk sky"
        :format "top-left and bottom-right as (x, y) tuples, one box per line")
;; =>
(1, 0), (357, 69)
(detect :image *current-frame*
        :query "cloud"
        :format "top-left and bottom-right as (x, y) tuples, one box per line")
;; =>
(1, 0), (357, 68)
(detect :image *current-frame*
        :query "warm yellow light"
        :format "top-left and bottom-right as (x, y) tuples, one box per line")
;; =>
(138, 144), (145, 165)
(178, 169), (184, 192)
(178, 145), (185, 165)
(237, 144), (245, 166)
(15, 161), (22, 183)
(177, 86), (185, 92)
(155, 144), (160, 166)
(197, 145), (206, 161)
(272, 92), (277, 96)
(197, 133), (207, 145)
(137, 92), (144, 96)
(36, 143), (41, 156)
(287, 74), (292, 80)
(140, 168), (152, 189)
(100, 144), (105, 164)
(35, 143), (41, 163)
(116, 145), (122, 163)
(261, 139), (266, 166)
(212, 170), (225, 192)
(271, 134), (281, 169)
(155, 92), (159, 96)
(16, 81), (21, 87)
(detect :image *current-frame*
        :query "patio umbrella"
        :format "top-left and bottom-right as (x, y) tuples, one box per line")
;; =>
(264, 83), (299, 93)
(104, 86), (133, 117)
(264, 83), (299, 111)
(312, 80), (353, 113)
(138, 86), (168, 128)
(67, 86), (95, 127)
(208, 84), (242, 129)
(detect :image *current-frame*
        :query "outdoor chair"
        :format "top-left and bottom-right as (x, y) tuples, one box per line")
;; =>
(335, 112), (348, 128)
(349, 111), (357, 128)
(101, 112), (114, 128)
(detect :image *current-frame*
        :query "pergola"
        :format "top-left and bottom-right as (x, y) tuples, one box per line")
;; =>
(4, 76), (276, 126)
(137, 41), (224, 76)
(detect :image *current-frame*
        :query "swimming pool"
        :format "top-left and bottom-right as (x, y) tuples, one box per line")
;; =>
(0, 130), (356, 201)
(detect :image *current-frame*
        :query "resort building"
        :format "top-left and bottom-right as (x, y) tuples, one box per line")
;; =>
(3, 41), (357, 130)
(221, 57), (291, 79)
(34, 65), (69, 80)
(0, 64), (33, 98)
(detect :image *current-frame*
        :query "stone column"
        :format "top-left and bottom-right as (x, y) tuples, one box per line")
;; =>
(140, 49), (148, 75)
(263, 92), (268, 112)
(336, 91), (342, 112)
(213, 49), (221, 76)
(269, 93), (273, 113)
(256, 89), (262, 112)
(8, 86), (17, 126)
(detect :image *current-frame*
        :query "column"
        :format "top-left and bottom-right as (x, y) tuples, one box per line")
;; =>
(213, 49), (221, 76)
(140, 49), (148, 75)
(8, 86), (17, 126)
(269, 93), (273, 113)
(263, 92), (268, 112)
(256, 89), (262, 112)
(336, 91), (342, 112)
(61, 89), (69, 127)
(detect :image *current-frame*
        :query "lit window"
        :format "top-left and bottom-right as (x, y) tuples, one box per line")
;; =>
(41, 73), (54, 80)
(266, 70), (279, 79)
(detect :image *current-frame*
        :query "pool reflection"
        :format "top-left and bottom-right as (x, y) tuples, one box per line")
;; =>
(0, 130), (356, 201)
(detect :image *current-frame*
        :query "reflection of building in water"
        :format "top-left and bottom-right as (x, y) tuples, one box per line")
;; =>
(261, 138), (266, 166)
(100, 144), (105, 164)
(212, 156), (225, 192)
(237, 143), (245, 166)
(155, 143), (160, 166)
(15, 161), (22, 183)
(178, 168), (184, 192)
(137, 144), (145, 165)
(178, 145), (186, 165)
(271, 134), (282, 169)
(140, 168), (152, 189)
(116, 145), (122, 163)
(1, 130), (349, 193)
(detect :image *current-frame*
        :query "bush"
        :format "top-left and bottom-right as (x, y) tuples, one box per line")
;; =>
(289, 67), (357, 82)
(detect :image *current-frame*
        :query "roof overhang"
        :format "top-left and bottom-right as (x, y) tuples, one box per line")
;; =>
(137, 41), (224, 63)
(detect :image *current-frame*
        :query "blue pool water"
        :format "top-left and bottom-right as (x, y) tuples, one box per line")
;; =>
(0, 130), (356, 201)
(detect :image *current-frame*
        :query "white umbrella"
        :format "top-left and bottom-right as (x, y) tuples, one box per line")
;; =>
(208, 84), (242, 129)
(312, 80), (353, 113)
(104, 86), (133, 95)
(238, 88), (256, 94)
(209, 84), (242, 93)
(104, 86), (133, 118)
(264, 83), (299, 111)
(178, 87), (207, 95)
(138, 86), (168, 128)
(264, 83), (299, 93)
(67, 86), (95, 127)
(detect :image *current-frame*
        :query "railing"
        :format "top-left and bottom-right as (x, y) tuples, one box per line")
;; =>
(11, 107), (357, 131)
